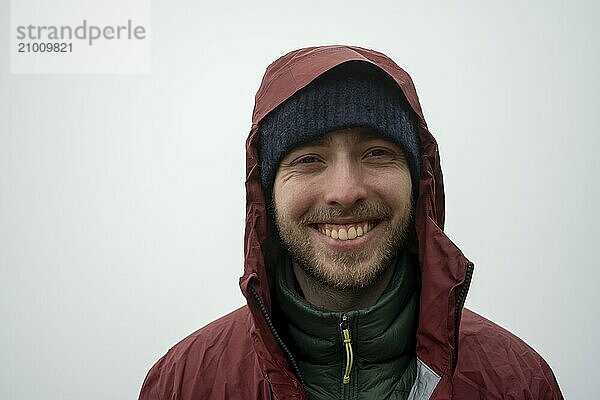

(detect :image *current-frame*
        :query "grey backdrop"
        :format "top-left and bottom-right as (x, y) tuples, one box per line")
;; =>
(1, 1), (597, 399)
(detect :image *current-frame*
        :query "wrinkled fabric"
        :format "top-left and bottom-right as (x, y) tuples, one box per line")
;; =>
(138, 45), (564, 400)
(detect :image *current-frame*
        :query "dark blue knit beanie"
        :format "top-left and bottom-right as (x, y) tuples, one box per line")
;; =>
(258, 61), (421, 206)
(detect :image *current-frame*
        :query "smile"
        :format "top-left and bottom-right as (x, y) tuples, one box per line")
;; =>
(312, 220), (380, 241)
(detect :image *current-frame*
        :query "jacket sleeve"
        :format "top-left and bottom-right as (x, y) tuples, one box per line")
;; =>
(138, 355), (168, 400)
(536, 356), (564, 400)
(454, 309), (564, 400)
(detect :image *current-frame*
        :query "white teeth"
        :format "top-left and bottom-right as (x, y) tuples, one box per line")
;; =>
(348, 227), (357, 239)
(316, 222), (377, 241)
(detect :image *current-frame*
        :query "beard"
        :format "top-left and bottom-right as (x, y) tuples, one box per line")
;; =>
(274, 199), (413, 291)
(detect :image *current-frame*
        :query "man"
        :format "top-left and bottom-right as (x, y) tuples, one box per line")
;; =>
(139, 45), (563, 399)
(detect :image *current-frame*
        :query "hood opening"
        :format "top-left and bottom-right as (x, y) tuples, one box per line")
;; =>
(243, 45), (472, 380)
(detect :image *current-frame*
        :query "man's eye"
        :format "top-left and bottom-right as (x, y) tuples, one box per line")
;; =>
(298, 156), (318, 164)
(368, 149), (389, 157)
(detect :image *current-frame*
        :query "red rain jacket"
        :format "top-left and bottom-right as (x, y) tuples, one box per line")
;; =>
(139, 45), (563, 400)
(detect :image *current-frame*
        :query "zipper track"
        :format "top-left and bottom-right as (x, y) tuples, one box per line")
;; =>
(451, 261), (474, 373)
(248, 285), (307, 393)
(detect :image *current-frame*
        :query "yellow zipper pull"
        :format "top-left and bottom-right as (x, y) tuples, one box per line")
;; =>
(340, 314), (354, 384)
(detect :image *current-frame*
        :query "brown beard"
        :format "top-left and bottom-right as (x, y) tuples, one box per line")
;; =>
(274, 200), (413, 291)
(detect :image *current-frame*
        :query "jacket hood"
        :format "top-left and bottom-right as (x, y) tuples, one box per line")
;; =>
(239, 45), (473, 395)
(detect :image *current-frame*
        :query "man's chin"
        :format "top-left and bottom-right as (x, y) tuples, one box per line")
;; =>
(297, 254), (392, 291)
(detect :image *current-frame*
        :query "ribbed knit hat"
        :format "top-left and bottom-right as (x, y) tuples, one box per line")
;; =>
(258, 61), (421, 206)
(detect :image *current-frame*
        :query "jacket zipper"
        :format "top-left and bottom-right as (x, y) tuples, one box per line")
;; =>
(248, 285), (307, 396)
(340, 314), (354, 398)
(451, 261), (474, 373)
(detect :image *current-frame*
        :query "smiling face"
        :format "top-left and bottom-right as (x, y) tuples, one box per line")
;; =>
(272, 127), (414, 290)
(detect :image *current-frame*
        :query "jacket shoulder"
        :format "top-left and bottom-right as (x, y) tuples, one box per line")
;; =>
(453, 308), (563, 400)
(138, 305), (265, 400)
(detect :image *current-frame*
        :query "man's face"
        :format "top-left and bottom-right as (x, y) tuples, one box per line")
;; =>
(272, 127), (414, 290)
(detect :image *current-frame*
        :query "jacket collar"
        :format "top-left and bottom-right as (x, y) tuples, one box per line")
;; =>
(275, 249), (419, 366)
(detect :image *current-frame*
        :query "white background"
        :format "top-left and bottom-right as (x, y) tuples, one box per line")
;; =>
(1, 1), (597, 399)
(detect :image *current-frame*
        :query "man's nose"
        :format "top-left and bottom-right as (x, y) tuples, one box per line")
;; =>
(323, 159), (368, 208)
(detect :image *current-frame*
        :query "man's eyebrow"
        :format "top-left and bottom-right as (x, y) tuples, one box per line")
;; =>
(290, 135), (332, 149)
(300, 129), (382, 148)
(355, 131), (384, 142)
(302, 136), (328, 147)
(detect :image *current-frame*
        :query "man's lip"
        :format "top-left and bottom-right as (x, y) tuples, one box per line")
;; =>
(310, 218), (381, 227)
